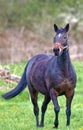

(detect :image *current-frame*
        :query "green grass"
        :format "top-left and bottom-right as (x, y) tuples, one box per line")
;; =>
(0, 61), (83, 130)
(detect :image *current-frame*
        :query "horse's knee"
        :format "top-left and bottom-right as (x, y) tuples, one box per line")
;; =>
(33, 104), (39, 116)
(31, 99), (39, 115)
(42, 103), (47, 113)
(54, 106), (60, 113)
(66, 108), (71, 116)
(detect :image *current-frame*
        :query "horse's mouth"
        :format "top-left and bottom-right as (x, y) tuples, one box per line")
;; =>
(53, 48), (63, 56)
(53, 45), (68, 56)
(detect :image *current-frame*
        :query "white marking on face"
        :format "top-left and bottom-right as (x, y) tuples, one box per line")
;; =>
(58, 33), (61, 38)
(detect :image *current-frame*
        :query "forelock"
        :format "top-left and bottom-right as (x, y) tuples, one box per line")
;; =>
(57, 28), (65, 34)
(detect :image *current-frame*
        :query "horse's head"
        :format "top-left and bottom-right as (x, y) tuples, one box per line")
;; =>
(53, 24), (69, 56)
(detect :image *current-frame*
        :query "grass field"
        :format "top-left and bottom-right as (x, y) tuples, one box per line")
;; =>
(0, 61), (83, 130)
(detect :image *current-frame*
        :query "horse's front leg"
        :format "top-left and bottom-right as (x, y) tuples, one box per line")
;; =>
(66, 90), (74, 126)
(50, 88), (60, 128)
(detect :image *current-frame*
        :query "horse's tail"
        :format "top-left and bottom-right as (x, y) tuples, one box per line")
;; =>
(2, 64), (28, 99)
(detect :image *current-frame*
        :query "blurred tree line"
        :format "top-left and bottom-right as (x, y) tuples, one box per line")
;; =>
(0, 0), (83, 63)
(0, 0), (83, 28)
(0, 0), (83, 41)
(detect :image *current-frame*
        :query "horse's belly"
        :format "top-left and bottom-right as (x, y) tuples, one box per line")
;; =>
(29, 55), (51, 95)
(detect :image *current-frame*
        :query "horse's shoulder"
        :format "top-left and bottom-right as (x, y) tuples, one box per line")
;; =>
(26, 54), (53, 76)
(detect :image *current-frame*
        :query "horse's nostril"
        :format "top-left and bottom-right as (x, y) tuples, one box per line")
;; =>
(53, 48), (59, 56)
(53, 48), (59, 53)
(53, 48), (59, 52)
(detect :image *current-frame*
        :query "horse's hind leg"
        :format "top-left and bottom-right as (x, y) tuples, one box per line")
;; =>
(40, 95), (51, 127)
(30, 89), (39, 127)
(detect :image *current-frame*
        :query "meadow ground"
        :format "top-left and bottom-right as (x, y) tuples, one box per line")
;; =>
(0, 61), (83, 130)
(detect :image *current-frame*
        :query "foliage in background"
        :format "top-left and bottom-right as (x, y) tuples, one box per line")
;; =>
(0, 0), (83, 35)
(0, 0), (83, 57)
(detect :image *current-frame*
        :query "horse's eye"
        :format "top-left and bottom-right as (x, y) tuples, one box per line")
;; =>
(64, 36), (66, 39)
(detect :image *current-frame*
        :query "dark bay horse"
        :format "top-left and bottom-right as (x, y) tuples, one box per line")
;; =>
(2, 24), (77, 128)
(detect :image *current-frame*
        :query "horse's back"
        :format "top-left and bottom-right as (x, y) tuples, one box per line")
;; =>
(26, 54), (52, 75)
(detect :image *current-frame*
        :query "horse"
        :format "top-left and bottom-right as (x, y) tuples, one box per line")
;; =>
(2, 23), (77, 128)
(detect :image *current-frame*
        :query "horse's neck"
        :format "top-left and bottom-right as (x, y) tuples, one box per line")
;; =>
(57, 49), (71, 76)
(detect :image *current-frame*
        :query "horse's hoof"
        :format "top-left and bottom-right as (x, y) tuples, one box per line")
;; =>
(39, 124), (44, 127)
(53, 125), (58, 129)
(36, 124), (44, 127)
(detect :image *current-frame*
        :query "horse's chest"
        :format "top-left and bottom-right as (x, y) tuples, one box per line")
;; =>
(58, 78), (71, 86)
(53, 78), (73, 96)
(46, 71), (74, 95)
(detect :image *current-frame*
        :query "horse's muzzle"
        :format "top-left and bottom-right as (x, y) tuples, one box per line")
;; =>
(53, 46), (63, 56)
(53, 43), (68, 56)
(53, 43), (62, 56)
(53, 48), (60, 56)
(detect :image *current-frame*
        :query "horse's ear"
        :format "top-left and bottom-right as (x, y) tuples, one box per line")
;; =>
(54, 24), (58, 32)
(65, 23), (69, 32)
